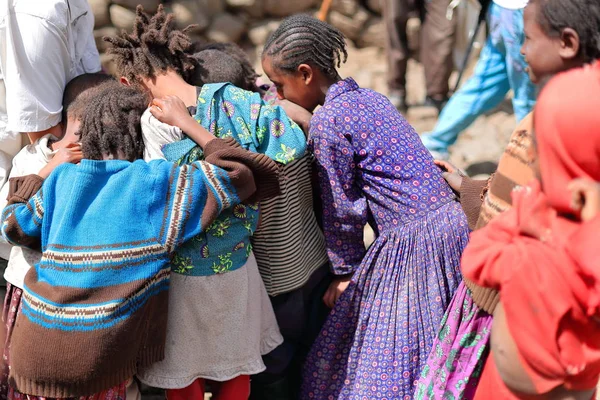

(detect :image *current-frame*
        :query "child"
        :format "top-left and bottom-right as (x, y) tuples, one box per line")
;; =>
(415, 1), (600, 397)
(262, 15), (470, 399)
(463, 62), (600, 400)
(195, 40), (332, 399)
(0, 72), (115, 398)
(0, 83), (280, 399)
(104, 7), (308, 399)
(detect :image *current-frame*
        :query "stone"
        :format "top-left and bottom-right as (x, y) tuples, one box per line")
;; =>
(94, 26), (119, 53)
(328, 6), (370, 41)
(171, 0), (211, 33)
(407, 17), (421, 53)
(227, 0), (264, 19)
(247, 19), (280, 46)
(366, 0), (382, 15)
(200, 0), (226, 17)
(109, 5), (136, 31)
(264, 0), (315, 17)
(112, 0), (160, 12)
(356, 17), (385, 48)
(88, 0), (111, 28)
(331, 0), (358, 17)
(206, 13), (247, 43)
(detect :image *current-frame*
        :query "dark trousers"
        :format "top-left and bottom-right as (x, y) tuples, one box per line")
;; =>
(250, 264), (332, 400)
(384, 0), (457, 98)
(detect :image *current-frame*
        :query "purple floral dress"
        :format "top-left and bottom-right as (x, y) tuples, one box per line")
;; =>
(302, 78), (470, 399)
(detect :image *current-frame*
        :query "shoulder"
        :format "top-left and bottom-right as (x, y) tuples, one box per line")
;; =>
(11, 0), (70, 30)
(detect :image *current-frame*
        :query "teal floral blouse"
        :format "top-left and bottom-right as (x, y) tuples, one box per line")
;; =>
(163, 83), (307, 276)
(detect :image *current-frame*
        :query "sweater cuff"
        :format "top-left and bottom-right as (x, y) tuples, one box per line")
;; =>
(7, 175), (44, 205)
(460, 177), (489, 230)
(464, 278), (499, 315)
(204, 137), (281, 202)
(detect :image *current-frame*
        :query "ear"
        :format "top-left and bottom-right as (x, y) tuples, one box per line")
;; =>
(120, 76), (131, 86)
(559, 27), (580, 61)
(297, 64), (314, 86)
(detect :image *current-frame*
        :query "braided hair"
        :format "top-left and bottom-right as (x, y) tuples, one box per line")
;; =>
(197, 42), (260, 92)
(533, 0), (600, 62)
(263, 14), (348, 78)
(103, 5), (201, 85)
(77, 83), (149, 162)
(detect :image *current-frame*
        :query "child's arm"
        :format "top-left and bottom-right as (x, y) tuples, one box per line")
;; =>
(150, 96), (214, 149)
(273, 99), (312, 134)
(1, 175), (45, 250)
(157, 137), (281, 252)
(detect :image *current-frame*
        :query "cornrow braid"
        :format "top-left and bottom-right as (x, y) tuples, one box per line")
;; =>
(103, 5), (202, 85)
(263, 14), (348, 78)
(77, 83), (149, 162)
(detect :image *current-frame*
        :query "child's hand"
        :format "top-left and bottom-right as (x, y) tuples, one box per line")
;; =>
(38, 143), (83, 179)
(323, 275), (352, 308)
(434, 159), (464, 193)
(568, 178), (600, 222)
(149, 96), (195, 129)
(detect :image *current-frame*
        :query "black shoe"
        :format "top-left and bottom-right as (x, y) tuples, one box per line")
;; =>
(423, 95), (448, 114)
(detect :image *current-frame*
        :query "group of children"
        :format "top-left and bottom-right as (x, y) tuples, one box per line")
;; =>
(0, 1), (599, 399)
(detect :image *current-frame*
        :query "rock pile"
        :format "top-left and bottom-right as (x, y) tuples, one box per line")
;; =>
(89, 0), (387, 73)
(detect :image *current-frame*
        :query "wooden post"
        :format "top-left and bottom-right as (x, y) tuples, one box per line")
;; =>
(318, 0), (333, 21)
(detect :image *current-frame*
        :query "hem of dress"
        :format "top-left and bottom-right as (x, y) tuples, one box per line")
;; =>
(138, 327), (283, 388)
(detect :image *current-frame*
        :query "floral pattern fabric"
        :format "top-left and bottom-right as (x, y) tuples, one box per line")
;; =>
(161, 83), (307, 277)
(414, 283), (492, 400)
(302, 78), (470, 399)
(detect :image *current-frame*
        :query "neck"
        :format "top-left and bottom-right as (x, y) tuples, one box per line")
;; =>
(317, 74), (342, 106)
(149, 71), (198, 107)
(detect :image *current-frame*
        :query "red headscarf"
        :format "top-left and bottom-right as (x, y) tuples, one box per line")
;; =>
(463, 62), (600, 395)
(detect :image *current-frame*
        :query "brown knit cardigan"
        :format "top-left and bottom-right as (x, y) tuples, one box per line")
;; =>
(459, 113), (535, 314)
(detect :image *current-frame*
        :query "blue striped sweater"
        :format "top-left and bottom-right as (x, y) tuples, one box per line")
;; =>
(0, 138), (277, 397)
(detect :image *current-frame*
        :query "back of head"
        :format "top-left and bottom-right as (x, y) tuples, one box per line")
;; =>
(534, 0), (600, 62)
(78, 83), (150, 162)
(195, 42), (259, 92)
(62, 73), (114, 122)
(104, 5), (198, 86)
(263, 14), (347, 78)
(188, 49), (246, 89)
(534, 62), (600, 213)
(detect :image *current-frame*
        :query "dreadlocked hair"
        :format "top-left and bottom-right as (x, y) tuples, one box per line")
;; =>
(263, 14), (348, 78)
(103, 4), (200, 85)
(77, 83), (149, 162)
(62, 73), (115, 122)
(533, 0), (600, 62)
(197, 42), (260, 91)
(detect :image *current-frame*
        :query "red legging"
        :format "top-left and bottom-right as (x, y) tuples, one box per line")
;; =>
(166, 375), (250, 400)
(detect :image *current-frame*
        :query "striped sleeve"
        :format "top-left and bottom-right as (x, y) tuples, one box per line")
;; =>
(160, 138), (280, 253)
(1, 175), (45, 250)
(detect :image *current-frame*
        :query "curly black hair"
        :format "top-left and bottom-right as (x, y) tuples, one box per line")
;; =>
(263, 14), (348, 78)
(196, 42), (260, 92)
(103, 5), (202, 86)
(62, 73), (115, 122)
(533, 0), (600, 62)
(77, 83), (149, 162)
(187, 49), (246, 89)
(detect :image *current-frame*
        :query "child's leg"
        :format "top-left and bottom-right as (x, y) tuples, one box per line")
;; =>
(501, 7), (537, 122)
(212, 376), (250, 400)
(166, 379), (205, 400)
(420, 3), (512, 156)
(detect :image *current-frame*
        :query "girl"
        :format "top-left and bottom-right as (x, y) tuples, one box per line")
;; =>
(105, 7), (309, 399)
(464, 62), (600, 400)
(415, 1), (600, 397)
(262, 15), (470, 399)
(0, 84), (279, 399)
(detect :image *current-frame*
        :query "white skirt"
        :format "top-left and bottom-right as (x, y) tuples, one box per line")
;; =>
(137, 253), (283, 388)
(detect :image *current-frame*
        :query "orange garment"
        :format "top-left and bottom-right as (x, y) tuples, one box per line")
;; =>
(463, 63), (600, 397)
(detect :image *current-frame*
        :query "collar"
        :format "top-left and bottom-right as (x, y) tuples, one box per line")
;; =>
(325, 77), (360, 102)
(67, 0), (90, 24)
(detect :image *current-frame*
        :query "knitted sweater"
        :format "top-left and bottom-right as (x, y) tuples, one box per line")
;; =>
(459, 112), (534, 313)
(0, 138), (280, 397)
